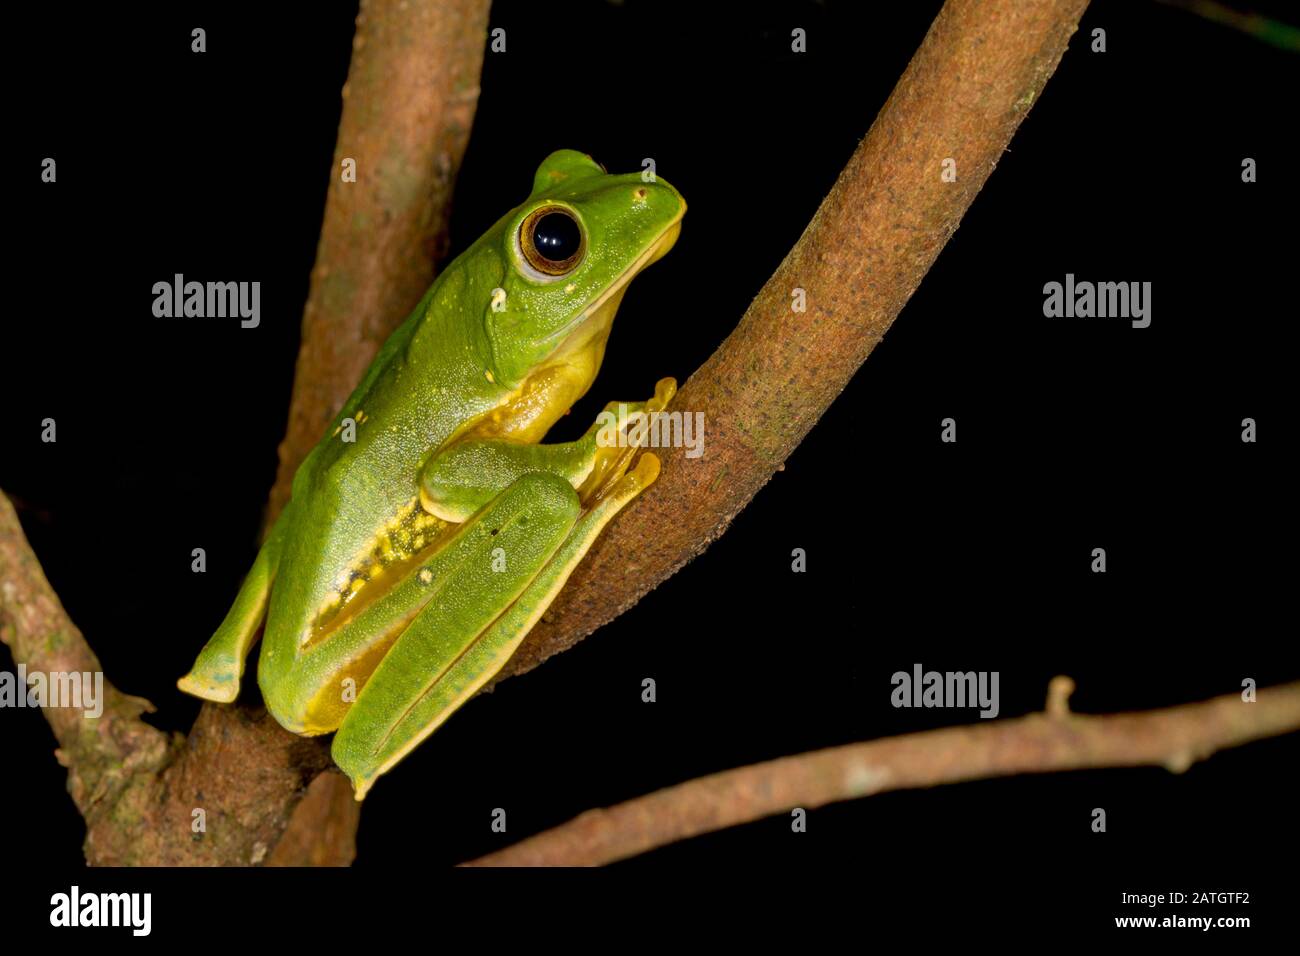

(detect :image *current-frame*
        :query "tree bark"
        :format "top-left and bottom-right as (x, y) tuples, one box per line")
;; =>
(1, 0), (491, 866)
(265, 0), (491, 525)
(497, 0), (1093, 680)
(466, 678), (1300, 866)
(256, 0), (492, 866)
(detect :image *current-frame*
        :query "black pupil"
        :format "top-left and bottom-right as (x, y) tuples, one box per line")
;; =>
(533, 212), (581, 263)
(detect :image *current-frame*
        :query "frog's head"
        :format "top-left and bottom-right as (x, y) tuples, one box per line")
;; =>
(483, 150), (685, 390)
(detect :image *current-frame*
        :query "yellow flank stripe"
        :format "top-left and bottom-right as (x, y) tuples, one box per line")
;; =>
(307, 498), (452, 641)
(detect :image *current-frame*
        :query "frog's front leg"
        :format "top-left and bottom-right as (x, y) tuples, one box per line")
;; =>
(420, 377), (675, 522)
(177, 510), (289, 702)
(332, 456), (659, 798)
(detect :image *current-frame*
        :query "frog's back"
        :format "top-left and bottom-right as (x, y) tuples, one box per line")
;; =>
(257, 278), (502, 711)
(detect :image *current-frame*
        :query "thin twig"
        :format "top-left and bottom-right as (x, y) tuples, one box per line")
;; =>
(465, 681), (1300, 866)
(0, 493), (171, 817)
(1153, 0), (1300, 51)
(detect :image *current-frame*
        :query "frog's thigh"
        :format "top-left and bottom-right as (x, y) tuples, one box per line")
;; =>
(333, 471), (578, 796)
(334, 456), (660, 799)
(178, 512), (288, 703)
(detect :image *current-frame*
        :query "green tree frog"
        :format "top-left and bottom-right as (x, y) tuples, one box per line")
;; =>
(179, 150), (685, 799)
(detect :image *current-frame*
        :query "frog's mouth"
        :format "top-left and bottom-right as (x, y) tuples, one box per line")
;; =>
(547, 212), (684, 359)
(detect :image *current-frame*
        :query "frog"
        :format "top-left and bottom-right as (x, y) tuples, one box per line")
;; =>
(178, 150), (685, 799)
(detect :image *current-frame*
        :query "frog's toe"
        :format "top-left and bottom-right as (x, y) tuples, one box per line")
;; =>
(597, 377), (676, 421)
(579, 378), (676, 503)
(177, 668), (239, 703)
(644, 377), (676, 414)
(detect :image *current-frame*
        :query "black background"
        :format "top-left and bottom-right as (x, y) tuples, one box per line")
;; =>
(4, 0), (1296, 937)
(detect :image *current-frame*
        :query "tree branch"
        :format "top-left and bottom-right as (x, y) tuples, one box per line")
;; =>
(495, 0), (1094, 681)
(253, 0), (491, 866)
(465, 680), (1300, 866)
(0, 0), (491, 866)
(0, 490), (339, 865)
(265, 0), (491, 525)
(0, 493), (171, 819)
(229, 0), (492, 866)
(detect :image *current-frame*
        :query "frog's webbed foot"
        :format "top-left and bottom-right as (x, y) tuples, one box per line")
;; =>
(578, 376), (675, 506)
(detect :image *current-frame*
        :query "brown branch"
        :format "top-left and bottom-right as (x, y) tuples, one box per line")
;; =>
(0, 0), (490, 867)
(465, 680), (1300, 866)
(0, 491), (338, 865)
(252, 0), (491, 867)
(265, 0), (491, 525)
(0, 492), (171, 818)
(496, 0), (1094, 681)
(267, 771), (362, 867)
(209, 0), (491, 866)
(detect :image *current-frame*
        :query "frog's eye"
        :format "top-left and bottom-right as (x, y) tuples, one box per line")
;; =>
(520, 206), (585, 276)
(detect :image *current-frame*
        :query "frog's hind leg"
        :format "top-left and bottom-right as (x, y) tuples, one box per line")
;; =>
(178, 515), (287, 703)
(333, 455), (660, 799)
